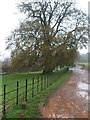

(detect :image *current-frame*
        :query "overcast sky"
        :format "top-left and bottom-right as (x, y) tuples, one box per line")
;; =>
(0, 0), (89, 60)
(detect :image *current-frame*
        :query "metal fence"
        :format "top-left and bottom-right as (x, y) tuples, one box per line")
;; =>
(0, 68), (68, 117)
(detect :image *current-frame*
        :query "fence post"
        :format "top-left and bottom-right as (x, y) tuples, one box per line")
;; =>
(44, 75), (46, 90)
(37, 76), (39, 94)
(25, 79), (27, 101)
(41, 75), (43, 91)
(16, 81), (19, 106)
(3, 84), (6, 115)
(32, 78), (34, 97)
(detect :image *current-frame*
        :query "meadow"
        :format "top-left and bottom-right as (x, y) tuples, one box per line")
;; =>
(78, 62), (90, 71)
(1, 69), (72, 118)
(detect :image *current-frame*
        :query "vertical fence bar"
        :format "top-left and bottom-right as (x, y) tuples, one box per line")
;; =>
(16, 81), (19, 106)
(25, 79), (27, 101)
(48, 75), (49, 86)
(44, 75), (46, 90)
(38, 76), (40, 93)
(49, 77), (50, 86)
(42, 75), (43, 91)
(32, 78), (34, 97)
(37, 76), (39, 94)
(41, 75), (43, 91)
(3, 84), (6, 115)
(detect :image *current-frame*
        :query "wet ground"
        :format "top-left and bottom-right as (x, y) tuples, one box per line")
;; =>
(40, 66), (89, 118)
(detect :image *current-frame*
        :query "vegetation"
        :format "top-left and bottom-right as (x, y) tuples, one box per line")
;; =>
(2, 70), (72, 118)
(2, 58), (11, 74)
(76, 53), (88, 63)
(78, 62), (90, 71)
(6, 0), (88, 73)
(1, 0), (88, 119)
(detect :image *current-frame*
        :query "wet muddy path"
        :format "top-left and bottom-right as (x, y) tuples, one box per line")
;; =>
(40, 66), (89, 118)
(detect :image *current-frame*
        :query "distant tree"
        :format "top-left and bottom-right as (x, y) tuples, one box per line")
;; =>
(6, 0), (88, 73)
(77, 53), (88, 63)
(2, 58), (11, 73)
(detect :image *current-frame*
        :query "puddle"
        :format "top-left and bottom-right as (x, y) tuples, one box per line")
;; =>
(77, 83), (88, 99)
(78, 83), (88, 90)
(77, 91), (88, 99)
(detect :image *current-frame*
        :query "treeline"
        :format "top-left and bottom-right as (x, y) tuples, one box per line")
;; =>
(77, 53), (89, 63)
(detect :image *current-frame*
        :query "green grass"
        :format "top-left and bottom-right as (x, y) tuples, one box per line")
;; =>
(2, 70), (72, 118)
(78, 62), (90, 71)
(2, 72), (42, 102)
(2, 71), (42, 85)
(0, 75), (2, 119)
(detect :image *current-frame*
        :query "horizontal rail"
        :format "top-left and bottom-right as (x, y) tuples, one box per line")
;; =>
(3, 76), (42, 87)
(19, 85), (26, 90)
(1, 69), (68, 117)
(3, 81), (17, 86)
(5, 88), (17, 95)
(27, 88), (33, 92)
(27, 83), (32, 86)
(6, 103), (15, 112)
(5, 96), (16, 104)
(18, 91), (26, 98)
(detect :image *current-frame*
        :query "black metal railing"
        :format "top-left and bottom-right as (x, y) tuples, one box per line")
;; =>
(0, 68), (68, 117)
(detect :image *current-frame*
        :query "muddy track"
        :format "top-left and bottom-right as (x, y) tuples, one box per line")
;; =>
(40, 66), (89, 118)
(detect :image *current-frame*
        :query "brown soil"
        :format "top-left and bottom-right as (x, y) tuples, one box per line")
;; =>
(40, 66), (89, 119)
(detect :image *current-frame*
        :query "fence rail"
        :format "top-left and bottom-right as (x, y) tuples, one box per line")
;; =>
(0, 68), (68, 117)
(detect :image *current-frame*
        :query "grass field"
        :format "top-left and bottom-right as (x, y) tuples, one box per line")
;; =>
(1, 69), (72, 118)
(78, 62), (90, 71)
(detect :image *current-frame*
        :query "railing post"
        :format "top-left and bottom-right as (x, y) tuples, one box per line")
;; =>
(3, 84), (6, 115)
(37, 76), (39, 94)
(16, 81), (19, 106)
(41, 75), (43, 91)
(44, 75), (46, 89)
(32, 78), (34, 97)
(25, 79), (27, 101)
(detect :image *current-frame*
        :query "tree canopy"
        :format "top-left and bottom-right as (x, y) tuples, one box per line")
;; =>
(6, 0), (88, 73)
